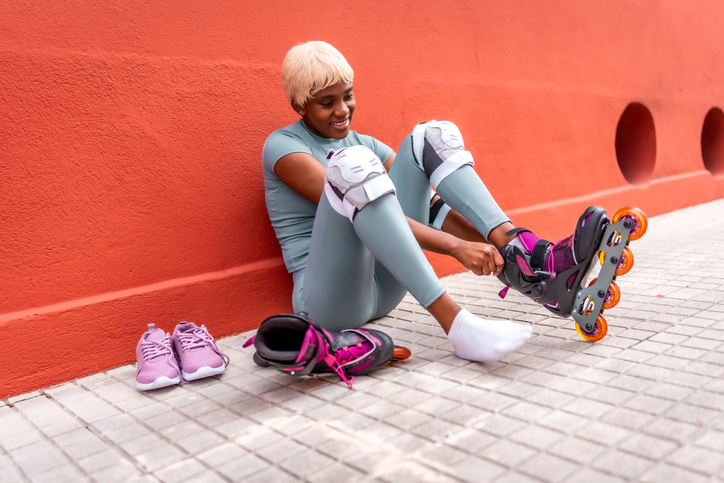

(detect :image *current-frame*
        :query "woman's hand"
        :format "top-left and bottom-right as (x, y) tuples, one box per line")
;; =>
(406, 217), (505, 276)
(452, 239), (506, 276)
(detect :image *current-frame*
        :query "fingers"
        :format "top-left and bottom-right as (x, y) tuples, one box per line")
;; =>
(474, 246), (505, 277)
(458, 242), (505, 277)
(493, 250), (505, 276)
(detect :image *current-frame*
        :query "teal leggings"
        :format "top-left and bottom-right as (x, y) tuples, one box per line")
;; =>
(293, 129), (509, 331)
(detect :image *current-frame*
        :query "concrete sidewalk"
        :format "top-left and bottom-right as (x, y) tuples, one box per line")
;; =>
(3, 199), (724, 483)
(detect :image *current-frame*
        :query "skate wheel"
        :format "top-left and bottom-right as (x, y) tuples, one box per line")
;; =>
(612, 207), (648, 241)
(576, 315), (608, 342)
(589, 278), (621, 310)
(615, 247), (634, 276)
(390, 345), (411, 362)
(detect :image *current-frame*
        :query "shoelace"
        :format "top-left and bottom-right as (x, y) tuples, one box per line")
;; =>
(141, 335), (173, 363)
(335, 343), (369, 364)
(321, 346), (355, 389)
(335, 329), (375, 367)
(176, 327), (230, 366)
(546, 235), (575, 274)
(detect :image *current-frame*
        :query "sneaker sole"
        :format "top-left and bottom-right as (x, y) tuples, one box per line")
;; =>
(136, 375), (180, 391)
(182, 365), (226, 381)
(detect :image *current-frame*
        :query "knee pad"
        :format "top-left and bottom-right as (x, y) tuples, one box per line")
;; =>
(412, 120), (474, 188)
(324, 145), (397, 222)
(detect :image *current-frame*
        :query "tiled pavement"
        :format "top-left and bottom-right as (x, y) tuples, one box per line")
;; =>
(3, 199), (724, 483)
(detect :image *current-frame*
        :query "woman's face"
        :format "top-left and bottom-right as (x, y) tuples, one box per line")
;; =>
(299, 81), (356, 139)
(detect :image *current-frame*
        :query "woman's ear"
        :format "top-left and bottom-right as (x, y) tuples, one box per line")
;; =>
(291, 101), (305, 117)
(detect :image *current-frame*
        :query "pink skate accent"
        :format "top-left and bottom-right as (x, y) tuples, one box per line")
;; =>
(547, 235), (575, 273)
(323, 353), (355, 389)
(242, 337), (255, 348)
(516, 255), (534, 276)
(335, 329), (378, 371)
(284, 366), (305, 372)
(498, 286), (510, 298)
(294, 327), (324, 364)
(517, 231), (539, 252)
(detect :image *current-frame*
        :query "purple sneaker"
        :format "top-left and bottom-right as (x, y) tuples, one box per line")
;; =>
(136, 323), (181, 391)
(172, 321), (229, 381)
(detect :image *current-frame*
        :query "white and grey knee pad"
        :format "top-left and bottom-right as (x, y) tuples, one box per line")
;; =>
(324, 145), (397, 222)
(412, 120), (474, 189)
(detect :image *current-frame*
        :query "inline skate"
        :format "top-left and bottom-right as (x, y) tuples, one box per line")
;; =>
(497, 206), (647, 341)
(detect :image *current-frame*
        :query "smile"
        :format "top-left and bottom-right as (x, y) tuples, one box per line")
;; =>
(331, 119), (349, 127)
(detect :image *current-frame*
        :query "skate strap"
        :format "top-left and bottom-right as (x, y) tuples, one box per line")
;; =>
(498, 286), (510, 299)
(294, 327), (325, 364)
(531, 240), (550, 272)
(242, 336), (255, 348)
(505, 227), (532, 237)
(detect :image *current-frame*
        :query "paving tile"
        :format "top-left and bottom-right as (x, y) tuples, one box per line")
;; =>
(642, 417), (702, 444)
(574, 421), (632, 446)
(175, 429), (227, 454)
(564, 468), (627, 483)
(87, 458), (143, 482)
(666, 445), (724, 475)
(277, 449), (336, 478)
(591, 449), (655, 480)
(444, 428), (497, 454)
(601, 407), (656, 430)
(638, 463), (709, 483)
(480, 439), (537, 468)
(11, 442), (69, 476)
(501, 401), (552, 423)
(29, 463), (85, 483)
(448, 455), (507, 483)
(196, 442), (249, 469)
(307, 463), (367, 483)
(419, 442), (469, 466)
(152, 457), (208, 483)
(517, 452), (578, 482)
(241, 466), (298, 483)
(133, 443), (188, 472)
(76, 447), (127, 474)
(385, 431), (432, 453)
(548, 436), (606, 465)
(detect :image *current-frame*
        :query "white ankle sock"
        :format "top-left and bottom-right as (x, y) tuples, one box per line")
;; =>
(508, 236), (525, 251)
(447, 309), (532, 362)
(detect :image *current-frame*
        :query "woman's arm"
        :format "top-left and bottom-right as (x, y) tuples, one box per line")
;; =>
(407, 217), (505, 276)
(274, 151), (327, 204)
(275, 150), (395, 204)
(275, 150), (503, 275)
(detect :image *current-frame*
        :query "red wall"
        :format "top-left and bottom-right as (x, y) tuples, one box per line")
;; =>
(2, 1), (724, 397)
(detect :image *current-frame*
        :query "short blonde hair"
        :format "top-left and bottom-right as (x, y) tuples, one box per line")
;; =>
(282, 41), (354, 109)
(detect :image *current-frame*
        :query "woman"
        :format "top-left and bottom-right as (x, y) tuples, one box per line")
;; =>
(261, 41), (600, 363)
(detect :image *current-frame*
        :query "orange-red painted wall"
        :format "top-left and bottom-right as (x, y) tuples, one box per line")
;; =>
(2, 1), (724, 397)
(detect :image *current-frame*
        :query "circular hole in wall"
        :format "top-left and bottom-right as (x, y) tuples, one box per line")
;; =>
(615, 103), (656, 185)
(701, 107), (724, 177)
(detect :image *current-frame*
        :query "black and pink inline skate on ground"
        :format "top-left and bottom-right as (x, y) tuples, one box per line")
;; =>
(497, 206), (648, 341)
(244, 313), (411, 388)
